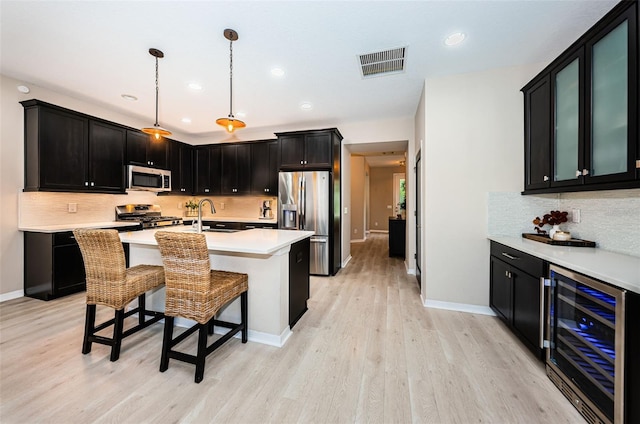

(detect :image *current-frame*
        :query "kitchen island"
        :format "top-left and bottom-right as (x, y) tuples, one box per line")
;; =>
(119, 227), (314, 347)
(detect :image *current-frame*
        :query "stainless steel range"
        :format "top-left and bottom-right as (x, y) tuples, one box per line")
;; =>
(115, 204), (183, 229)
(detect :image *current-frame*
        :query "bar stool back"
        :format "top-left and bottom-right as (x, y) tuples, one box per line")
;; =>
(74, 229), (165, 362)
(154, 231), (248, 383)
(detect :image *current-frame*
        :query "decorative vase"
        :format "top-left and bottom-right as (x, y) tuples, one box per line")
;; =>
(186, 209), (198, 217)
(549, 225), (561, 239)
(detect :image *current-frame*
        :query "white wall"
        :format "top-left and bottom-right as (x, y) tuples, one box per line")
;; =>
(420, 63), (541, 308)
(350, 156), (366, 241)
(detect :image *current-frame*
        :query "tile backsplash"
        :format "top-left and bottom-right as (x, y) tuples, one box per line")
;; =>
(488, 189), (640, 257)
(18, 191), (277, 227)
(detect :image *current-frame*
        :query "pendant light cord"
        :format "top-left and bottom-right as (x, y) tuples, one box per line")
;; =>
(229, 39), (233, 118)
(154, 56), (160, 127)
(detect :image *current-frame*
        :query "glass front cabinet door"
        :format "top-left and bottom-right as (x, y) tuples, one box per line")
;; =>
(552, 53), (583, 187)
(585, 8), (637, 184)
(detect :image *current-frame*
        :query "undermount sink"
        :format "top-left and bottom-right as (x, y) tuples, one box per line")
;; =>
(203, 228), (240, 233)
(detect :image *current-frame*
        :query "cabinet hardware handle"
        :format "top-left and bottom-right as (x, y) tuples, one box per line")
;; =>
(205, 189), (209, 192)
(501, 252), (519, 260)
(90, 182), (95, 187)
(539, 277), (551, 349)
(575, 170), (581, 177)
(505, 270), (509, 277)
(636, 159), (640, 169)
(543, 176), (549, 182)
(582, 169), (589, 176)
(85, 182), (89, 186)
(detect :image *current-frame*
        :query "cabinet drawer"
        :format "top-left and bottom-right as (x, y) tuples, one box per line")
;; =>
(490, 241), (545, 277)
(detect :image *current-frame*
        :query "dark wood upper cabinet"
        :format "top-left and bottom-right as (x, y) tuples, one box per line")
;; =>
(168, 139), (193, 194)
(194, 145), (221, 195)
(250, 140), (278, 195)
(521, 0), (638, 194)
(277, 128), (341, 170)
(221, 143), (251, 195)
(523, 75), (551, 191)
(126, 130), (168, 169)
(21, 99), (125, 193)
(88, 121), (126, 192)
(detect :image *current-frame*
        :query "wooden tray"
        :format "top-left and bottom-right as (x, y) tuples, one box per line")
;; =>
(522, 233), (596, 247)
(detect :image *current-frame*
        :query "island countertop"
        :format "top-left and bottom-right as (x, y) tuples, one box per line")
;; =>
(119, 227), (314, 255)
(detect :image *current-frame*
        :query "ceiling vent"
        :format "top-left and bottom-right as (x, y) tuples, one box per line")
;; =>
(359, 47), (406, 78)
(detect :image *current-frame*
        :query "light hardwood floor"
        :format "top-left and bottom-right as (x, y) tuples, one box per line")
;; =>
(0, 233), (584, 423)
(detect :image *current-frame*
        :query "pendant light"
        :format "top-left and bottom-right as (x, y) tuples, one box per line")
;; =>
(141, 48), (171, 140)
(216, 29), (246, 133)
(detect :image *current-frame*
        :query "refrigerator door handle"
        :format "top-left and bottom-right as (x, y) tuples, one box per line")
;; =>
(298, 176), (304, 230)
(300, 176), (306, 230)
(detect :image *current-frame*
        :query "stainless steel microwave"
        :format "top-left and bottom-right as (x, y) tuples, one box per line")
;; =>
(126, 165), (171, 192)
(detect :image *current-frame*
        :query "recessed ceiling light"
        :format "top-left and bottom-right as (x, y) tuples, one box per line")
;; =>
(300, 102), (313, 111)
(444, 32), (466, 46)
(188, 82), (202, 90)
(271, 67), (285, 77)
(235, 111), (246, 118)
(121, 94), (138, 101)
(17, 85), (30, 94)
(181, 118), (192, 123)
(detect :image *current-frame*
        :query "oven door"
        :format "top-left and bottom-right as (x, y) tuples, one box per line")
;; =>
(547, 265), (626, 424)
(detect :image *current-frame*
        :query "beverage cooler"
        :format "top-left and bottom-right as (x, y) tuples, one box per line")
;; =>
(545, 265), (640, 424)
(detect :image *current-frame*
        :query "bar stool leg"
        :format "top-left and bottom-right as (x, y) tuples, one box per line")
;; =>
(194, 324), (208, 383)
(82, 304), (96, 354)
(160, 316), (174, 372)
(241, 292), (248, 343)
(138, 294), (146, 325)
(110, 309), (125, 362)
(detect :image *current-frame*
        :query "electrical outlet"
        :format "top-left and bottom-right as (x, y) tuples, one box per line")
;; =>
(344, 207), (348, 214)
(354, 228), (358, 234)
(572, 209), (581, 223)
(177, 202), (182, 209)
(68, 203), (77, 213)
(387, 205), (392, 209)
(220, 202), (225, 210)
(374, 222), (378, 226)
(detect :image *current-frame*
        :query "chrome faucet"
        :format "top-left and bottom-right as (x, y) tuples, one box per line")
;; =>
(196, 198), (216, 233)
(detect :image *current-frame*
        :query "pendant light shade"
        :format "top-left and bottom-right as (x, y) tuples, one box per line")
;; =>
(141, 48), (171, 139)
(216, 29), (245, 133)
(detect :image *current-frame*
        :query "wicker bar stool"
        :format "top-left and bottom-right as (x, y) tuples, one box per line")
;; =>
(154, 231), (248, 383)
(73, 229), (165, 362)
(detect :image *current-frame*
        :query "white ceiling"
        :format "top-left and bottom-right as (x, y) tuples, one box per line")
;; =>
(1, 0), (617, 145)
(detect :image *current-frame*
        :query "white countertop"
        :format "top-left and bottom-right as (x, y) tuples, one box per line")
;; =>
(19, 221), (139, 233)
(489, 235), (640, 294)
(119, 227), (313, 255)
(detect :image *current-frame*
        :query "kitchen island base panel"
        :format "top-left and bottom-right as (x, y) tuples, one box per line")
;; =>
(128, 243), (292, 347)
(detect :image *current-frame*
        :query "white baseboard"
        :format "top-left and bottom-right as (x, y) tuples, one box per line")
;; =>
(423, 299), (496, 316)
(405, 262), (415, 275)
(173, 316), (292, 347)
(342, 255), (352, 268)
(369, 230), (388, 234)
(350, 238), (366, 243)
(0, 290), (24, 303)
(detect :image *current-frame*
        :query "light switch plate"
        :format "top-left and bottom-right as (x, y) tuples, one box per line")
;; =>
(572, 209), (581, 223)
(68, 203), (77, 213)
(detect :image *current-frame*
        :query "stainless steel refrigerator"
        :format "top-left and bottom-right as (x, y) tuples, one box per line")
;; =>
(278, 171), (330, 275)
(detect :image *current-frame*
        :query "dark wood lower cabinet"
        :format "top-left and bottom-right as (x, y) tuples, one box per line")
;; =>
(289, 238), (310, 328)
(24, 231), (130, 301)
(489, 241), (547, 360)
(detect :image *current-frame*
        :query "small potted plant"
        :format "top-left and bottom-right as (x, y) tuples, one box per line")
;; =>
(533, 210), (569, 238)
(185, 199), (199, 217)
